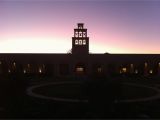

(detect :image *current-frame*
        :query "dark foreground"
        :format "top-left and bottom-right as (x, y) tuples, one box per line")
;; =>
(0, 75), (160, 119)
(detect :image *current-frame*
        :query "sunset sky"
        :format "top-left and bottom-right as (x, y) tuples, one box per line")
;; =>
(0, 0), (160, 53)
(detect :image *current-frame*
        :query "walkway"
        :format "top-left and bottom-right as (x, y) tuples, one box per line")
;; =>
(26, 81), (160, 103)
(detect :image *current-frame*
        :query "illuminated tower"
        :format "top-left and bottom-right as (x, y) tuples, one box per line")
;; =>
(72, 23), (89, 55)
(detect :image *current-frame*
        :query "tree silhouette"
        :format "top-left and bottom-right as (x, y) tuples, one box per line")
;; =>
(67, 49), (72, 54)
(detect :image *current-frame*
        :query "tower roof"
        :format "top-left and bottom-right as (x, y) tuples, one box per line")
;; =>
(77, 23), (84, 28)
(77, 23), (84, 25)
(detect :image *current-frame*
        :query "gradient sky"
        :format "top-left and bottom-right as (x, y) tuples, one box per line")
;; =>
(0, 0), (160, 53)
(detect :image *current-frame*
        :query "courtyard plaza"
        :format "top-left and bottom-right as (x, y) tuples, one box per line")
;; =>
(0, 75), (160, 118)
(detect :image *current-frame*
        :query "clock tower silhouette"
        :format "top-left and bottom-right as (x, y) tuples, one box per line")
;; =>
(72, 23), (89, 55)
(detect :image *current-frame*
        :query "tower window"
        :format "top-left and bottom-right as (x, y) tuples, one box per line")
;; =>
(75, 32), (78, 37)
(79, 40), (82, 45)
(83, 33), (86, 37)
(75, 40), (78, 45)
(83, 40), (86, 45)
(79, 32), (82, 37)
(78, 23), (84, 29)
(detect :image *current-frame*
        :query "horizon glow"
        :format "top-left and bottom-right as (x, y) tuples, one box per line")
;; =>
(0, 1), (160, 54)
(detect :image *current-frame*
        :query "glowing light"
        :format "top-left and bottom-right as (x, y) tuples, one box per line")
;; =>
(83, 40), (86, 45)
(120, 67), (127, 73)
(13, 62), (16, 67)
(149, 70), (153, 74)
(39, 68), (42, 73)
(8, 69), (11, 73)
(24, 69), (26, 74)
(75, 40), (78, 45)
(79, 40), (82, 45)
(135, 69), (138, 74)
(122, 67), (127, 73)
(130, 64), (134, 73)
(76, 67), (84, 72)
(97, 67), (102, 73)
(145, 62), (148, 67)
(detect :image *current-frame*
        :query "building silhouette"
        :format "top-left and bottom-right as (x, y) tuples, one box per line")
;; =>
(72, 23), (89, 55)
(0, 23), (160, 78)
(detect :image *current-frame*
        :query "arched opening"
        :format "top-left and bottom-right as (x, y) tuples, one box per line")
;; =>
(75, 63), (86, 76)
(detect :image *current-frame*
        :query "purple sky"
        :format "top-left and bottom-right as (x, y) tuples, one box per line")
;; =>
(0, 0), (160, 53)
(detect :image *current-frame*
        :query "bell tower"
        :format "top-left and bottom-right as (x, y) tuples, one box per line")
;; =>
(72, 23), (89, 55)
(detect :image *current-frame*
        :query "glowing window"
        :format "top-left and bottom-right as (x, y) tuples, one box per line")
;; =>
(75, 40), (78, 45)
(24, 69), (26, 74)
(75, 32), (78, 37)
(122, 67), (127, 73)
(76, 67), (84, 72)
(83, 33), (86, 37)
(97, 67), (102, 73)
(83, 40), (86, 45)
(79, 40), (82, 45)
(149, 70), (153, 74)
(39, 68), (42, 73)
(135, 69), (138, 74)
(145, 62), (148, 67)
(13, 62), (16, 67)
(79, 32), (82, 37)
